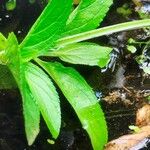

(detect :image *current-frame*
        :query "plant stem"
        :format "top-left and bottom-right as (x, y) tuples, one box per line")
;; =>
(57, 19), (150, 46)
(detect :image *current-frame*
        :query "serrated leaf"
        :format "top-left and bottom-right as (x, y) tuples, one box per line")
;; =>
(63, 0), (113, 36)
(37, 60), (107, 150)
(6, 33), (40, 145)
(19, 0), (72, 61)
(25, 63), (61, 138)
(48, 42), (112, 67)
(21, 74), (40, 146)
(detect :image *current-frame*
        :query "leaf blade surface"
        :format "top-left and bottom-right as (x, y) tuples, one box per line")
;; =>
(20, 0), (72, 61)
(64, 0), (113, 35)
(25, 63), (61, 138)
(48, 42), (112, 67)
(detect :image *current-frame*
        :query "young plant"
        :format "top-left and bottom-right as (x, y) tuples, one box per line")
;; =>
(127, 39), (150, 74)
(0, 0), (150, 150)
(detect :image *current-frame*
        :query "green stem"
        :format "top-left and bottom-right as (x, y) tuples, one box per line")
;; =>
(57, 19), (150, 46)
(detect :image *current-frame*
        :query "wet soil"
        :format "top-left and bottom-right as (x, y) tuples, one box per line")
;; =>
(0, 0), (150, 150)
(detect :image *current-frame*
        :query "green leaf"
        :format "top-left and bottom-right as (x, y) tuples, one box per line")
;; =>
(0, 33), (7, 50)
(48, 42), (112, 67)
(127, 45), (137, 53)
(63, 0), (113, 36)
(5, 33), (40, 145)
(37, 60), (107, 150)
(5, 0), (16, 11)
(21, 74), (40, 146)
(0, 33), (7, 65)
(19, 0), (72, 61)
(0, 65), (17, 89)
(25, 63), (61, 139)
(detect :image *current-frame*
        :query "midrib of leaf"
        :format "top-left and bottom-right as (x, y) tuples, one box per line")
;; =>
(48, 50), (105, 62)
(47, 44), (111, 57)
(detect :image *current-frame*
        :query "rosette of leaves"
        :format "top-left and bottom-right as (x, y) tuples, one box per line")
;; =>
(0, 0), (150, 150)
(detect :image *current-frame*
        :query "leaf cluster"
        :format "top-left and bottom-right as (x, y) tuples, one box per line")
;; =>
(0, 0), (150, 150)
